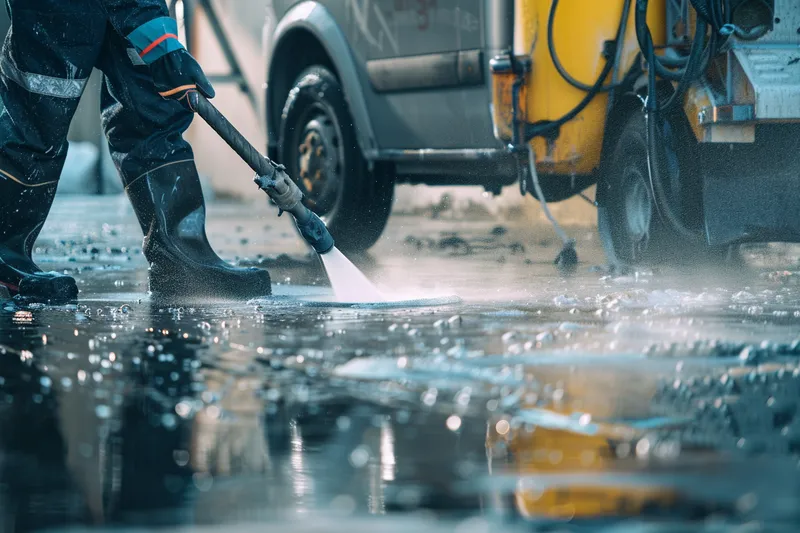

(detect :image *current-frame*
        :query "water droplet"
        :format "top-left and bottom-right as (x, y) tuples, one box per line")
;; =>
(336, 416), (351, 431)
(173, 449), (190, 466)
(349, 445), (370, 468)
(161, 413), (177, 429)
(421, 388), (438, 407)
(635, 437), (651, 458)
(446, 415), (462, 431)
(192, 472), (214, 491)
(175, 401), (192, 418)
(495, 419), (510, 436)
(265, 388), (281, 401)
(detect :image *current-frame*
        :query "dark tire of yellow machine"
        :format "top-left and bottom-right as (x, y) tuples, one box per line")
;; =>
(278, 66), (394, 253)
(597, 109), (724, 269)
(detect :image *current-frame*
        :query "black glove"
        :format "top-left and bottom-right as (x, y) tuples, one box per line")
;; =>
(127, 16), (215, 106)
(149, 47), (215, 104)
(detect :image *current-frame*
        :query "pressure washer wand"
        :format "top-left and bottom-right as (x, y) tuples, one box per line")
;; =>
(187, 92), (335, 254)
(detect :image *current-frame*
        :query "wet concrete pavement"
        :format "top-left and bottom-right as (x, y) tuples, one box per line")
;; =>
(2, 195), (800, 532)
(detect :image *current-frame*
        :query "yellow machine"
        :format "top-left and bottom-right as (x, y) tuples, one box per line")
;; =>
(491, 0), (799, 267)
(493, 0), (666, 175)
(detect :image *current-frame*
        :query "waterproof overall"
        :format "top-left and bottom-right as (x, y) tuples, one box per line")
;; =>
(0, 0), (271, 301)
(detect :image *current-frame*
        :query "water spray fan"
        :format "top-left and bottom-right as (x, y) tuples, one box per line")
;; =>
(187, 92), (334, 255)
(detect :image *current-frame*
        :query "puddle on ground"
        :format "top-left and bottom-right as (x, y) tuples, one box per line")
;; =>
(2, 201), (800, 531)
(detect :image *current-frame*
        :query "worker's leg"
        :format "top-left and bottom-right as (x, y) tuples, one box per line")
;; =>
(95, 28), (271, 300)
(0, 0), (105, 302)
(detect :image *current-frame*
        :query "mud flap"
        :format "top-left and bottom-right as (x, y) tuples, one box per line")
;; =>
(703, 171), (800, 246)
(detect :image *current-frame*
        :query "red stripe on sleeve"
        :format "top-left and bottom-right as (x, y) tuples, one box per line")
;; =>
(140, 33), (179, 58)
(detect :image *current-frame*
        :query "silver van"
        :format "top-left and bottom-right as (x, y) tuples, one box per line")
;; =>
(184, 0), (517, 252)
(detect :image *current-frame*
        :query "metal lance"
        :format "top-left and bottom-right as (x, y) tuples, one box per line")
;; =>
(188, 91), (334, 254)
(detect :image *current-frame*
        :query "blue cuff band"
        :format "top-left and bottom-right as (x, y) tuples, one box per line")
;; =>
(127, 17), (184, 64)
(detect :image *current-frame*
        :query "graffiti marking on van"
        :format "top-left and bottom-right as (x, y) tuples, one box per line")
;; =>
(347, 0), (400, 54)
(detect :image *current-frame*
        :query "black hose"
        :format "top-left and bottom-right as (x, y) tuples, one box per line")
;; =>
(527, 0), (635, 139)
(188, 91), (278, 179)
(547, 0), (632, 93)
(689, 0), (717, 28)
(645, 107), (705, 242)
(189, 92), (336, 254)
(638, 0), (708, 242)
(525, 57), (615, 139)
(659, 14), (709, 111)
(635, 0), (688, 81)
(691, 0), (769, 40)
(637, 0), (719, 112)
(709, 0), (724, 30)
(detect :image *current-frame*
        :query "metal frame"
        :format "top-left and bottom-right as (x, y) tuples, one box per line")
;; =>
(168, 0), (256, 110)
(666, 0), (690, 46)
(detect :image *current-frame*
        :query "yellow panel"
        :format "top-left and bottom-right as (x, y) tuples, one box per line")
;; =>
(516, 0), (666, 175)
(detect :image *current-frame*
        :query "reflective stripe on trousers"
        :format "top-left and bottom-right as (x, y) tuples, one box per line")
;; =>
(0, 54), (88, 99)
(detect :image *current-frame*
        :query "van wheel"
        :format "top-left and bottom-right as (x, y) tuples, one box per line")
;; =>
(279, 67), (394, 253)
(598, 110), (713, 269)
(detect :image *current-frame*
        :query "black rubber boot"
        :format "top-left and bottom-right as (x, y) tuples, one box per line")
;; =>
(125, 161), (272, 300)
(0, 177), (78, 304)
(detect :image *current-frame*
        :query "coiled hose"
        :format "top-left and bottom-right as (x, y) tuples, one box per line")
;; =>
(636, 0), (711, 242)
(547, 0), (633, 92)
(526, 0), (633, 139)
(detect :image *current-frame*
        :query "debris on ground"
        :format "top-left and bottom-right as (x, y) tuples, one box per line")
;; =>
(490, 225), (508, 237)
(403, 227), (531, 259)
(437, 235), (473, 255)
(765, 270), (798, 285)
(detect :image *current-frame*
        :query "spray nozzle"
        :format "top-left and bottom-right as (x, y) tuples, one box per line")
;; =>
(254, 170), (335, 254)
(294, 210), (335, 255)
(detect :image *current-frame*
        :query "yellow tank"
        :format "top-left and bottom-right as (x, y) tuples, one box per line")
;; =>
(493, 0), (666, 175)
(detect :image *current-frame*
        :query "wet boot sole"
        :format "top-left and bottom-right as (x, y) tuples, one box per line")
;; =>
(16, 275), (78, 305)
(148, 263), (272, 302)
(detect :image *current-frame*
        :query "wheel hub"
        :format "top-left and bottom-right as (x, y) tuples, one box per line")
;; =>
(297, 116), (342, 214)
(622, 168), (653, 257)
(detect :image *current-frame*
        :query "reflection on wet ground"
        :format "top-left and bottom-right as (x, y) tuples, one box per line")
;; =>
(1, 197), (800, 532)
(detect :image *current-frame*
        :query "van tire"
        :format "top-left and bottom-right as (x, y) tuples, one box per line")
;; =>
(278, 66), (394, 253)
